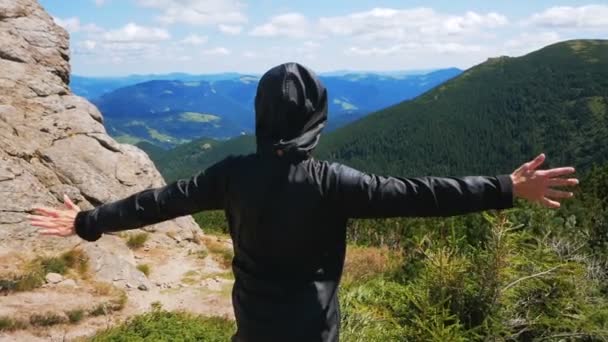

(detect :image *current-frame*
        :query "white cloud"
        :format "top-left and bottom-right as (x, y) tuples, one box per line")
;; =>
(527, 5), (608, 29)
(303, 41), (321, 49)
(250, 13), (310, 38)
(202, 47), (231, 55)
(94, 0), (106, 7)
(219, 24), (243, 35)
(346, 45), (403, 56)
(53, 17), (103, 34)
(504, 32), (562, 56)
(180, 34), (208, 45)
(53, 17), (81, 33)
(243, 51), (257, 58)
(83, 40), (97, 50)
(136, 0), (247, 26)
(319, 7), (508, 41)
(430, 42), (482, 53)
(103, 23), (171, 42)
(345, 42), (481, 56)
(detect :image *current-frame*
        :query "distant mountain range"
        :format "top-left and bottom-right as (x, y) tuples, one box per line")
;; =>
(73, 69), (461, 148)
(137, 40), (608, 182)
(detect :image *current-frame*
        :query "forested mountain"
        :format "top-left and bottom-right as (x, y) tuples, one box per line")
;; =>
(143, 40), (607, 183)
(89, 69), (460, 148)
(94, 79), (254, 147)
(137, 135), (255, 181)
(316, 39), (608, 177)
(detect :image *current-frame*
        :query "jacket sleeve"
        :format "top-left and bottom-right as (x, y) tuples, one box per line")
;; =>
(74, 157), (233, 242)
(329, 163), (514, 219)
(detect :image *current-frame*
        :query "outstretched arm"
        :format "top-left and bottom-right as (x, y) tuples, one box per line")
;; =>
(28, 157), (232, 241)
(331, 153), (578, 219)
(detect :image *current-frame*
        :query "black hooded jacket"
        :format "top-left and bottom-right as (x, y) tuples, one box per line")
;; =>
(75, 63), (514, 342)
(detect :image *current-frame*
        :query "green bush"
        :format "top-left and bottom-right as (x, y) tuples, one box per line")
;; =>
(39, 256), (68, 275)
(0, 316), (27, 332)
(126, 233), (149, 250)
(66, 309), (85, 324)
(90, 309), (235, 341)
(136, 264), (151, 277)
(193, 210), (229, 234)
(29, 312), (66, 327)
(0, 248), (90, 294)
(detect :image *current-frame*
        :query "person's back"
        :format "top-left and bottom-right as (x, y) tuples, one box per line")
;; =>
(224, 155), (346, 341)
(31, 62), (578, 342)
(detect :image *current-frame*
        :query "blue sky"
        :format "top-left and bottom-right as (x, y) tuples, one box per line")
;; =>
(40, 0), (608, 76)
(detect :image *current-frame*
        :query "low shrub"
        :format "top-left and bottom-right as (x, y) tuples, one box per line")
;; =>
(66, 309), (85, 324)
(29, 312), (66, 327)
(90, 308), (235, 341)
(136, 264), (151, 277)
(203, 237), (233, 269)
(0, 316), (27, 332)
(126, 232), (149, 250)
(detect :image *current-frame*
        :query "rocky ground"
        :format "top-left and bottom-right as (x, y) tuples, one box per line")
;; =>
(0, 0), (235, 340)
(0, 234), (235, 342)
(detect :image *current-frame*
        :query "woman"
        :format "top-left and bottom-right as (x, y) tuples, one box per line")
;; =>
(29, 62), (578, 342)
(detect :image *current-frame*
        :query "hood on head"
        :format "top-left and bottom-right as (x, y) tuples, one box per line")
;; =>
(255, 62), (328, 159)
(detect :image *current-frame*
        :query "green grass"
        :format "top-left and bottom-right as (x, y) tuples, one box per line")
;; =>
(66, 309), (85, 324)
(179, 112), (221, 123)
(136, 264), (151, 277)
(29, 312), (66, 327)
(89, 309), (235, 341)
(0, 316), (27, 332)
(114, 134), (147, 145)
(203, 237), (234, 269)
(126, 232), (149, 250)
(147, 128), (176, 143)
(0, 248), (89, 293)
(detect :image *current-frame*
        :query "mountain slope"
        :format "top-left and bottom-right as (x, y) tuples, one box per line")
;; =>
(94, 79), (253, 147)
(138, 135), (256, 181)
(87, 70), (461, 148)
(316, 40), (608, 176)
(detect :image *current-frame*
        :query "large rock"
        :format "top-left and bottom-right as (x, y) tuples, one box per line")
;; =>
(0, 0), (202, 286)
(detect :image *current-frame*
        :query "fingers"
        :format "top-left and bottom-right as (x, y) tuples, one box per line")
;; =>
(546, 189), (574, 199)
(31, 206), (61, 217)
(527, 153), (546, 171)
(537, 167), (576, 178)
(39, 229), (62, 236)
(541, 197), (561, 208)
(29, 220), (64, 229)
(63, 194), (80, 211)
(547, 178), (579, 187)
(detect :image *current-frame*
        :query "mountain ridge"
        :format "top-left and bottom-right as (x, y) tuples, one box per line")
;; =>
(140, 40), (608, 182)
(89, 69), (461, 148)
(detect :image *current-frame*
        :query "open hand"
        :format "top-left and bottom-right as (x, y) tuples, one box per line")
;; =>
(511, 153), (578, 208)
(28, 194), (81, 237)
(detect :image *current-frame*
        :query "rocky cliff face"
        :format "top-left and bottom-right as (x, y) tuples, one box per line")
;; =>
(0, 0), (207, 310)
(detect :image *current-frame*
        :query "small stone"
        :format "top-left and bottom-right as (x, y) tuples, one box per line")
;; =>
(58, 279), (77, 287)
(138, 284), (148, 291)
(45, 273), (63, 284)
(134, 255), (142, 259)
(125, 283), (133, 289)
